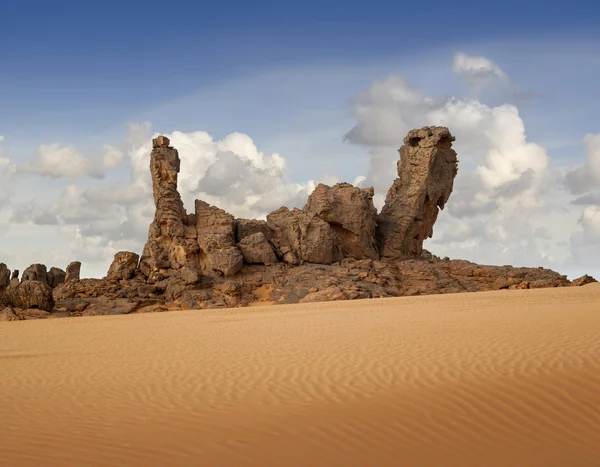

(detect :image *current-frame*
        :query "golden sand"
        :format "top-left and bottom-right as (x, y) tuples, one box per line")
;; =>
(2, 284), (600, 466)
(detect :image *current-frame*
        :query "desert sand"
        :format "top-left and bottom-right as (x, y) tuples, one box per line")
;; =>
(1, 285), (600, 467)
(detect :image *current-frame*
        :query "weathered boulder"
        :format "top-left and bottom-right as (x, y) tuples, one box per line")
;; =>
(139, 136), (200, 277)
(65, 261), (81, 282)
(22, 263), (48, 284)
(11, 270), (19, 280)
(238, 232), (278, 264)
(195, 200), (243, 276)
(266, 207), (343, 265)
(304, 182), (378, 260)
(4, 280), (54, 311)
(106, 251), (140, 280)
(47, 267), (66, 288)
(572, 274), (597, 286)
(377, 126), (458, 259)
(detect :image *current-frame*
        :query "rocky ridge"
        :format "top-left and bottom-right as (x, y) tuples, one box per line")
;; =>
(1, 127), (595, 320)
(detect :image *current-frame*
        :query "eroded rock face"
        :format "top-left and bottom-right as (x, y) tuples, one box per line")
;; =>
(238, 232), (278, 265)
(305, 182), (378, 260)
(22, 264), (49, 284)
(65, 261), (81, 282)
(266, 207), (343, 265)
(195, 200), (243, 276)
(0, 263), (10, 290)
(4, 280), (54, 311)
(4, 127), (593, 320)
(139, 136), (199, 277)
(377, 126), (458, 259)
(47, 267), (66, 288)
(106, 251), (140, 280)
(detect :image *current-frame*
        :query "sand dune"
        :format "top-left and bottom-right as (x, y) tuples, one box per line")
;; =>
(2, 284), (600, 466)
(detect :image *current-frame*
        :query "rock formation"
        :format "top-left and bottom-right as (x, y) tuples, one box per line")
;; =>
(304, 182), (379, 260)
(195, 200), (243, 276)
(1, 126), (594, 320)
(377, 126), (458, 259)
(22, 263), (49, 284)
(65, 261), (81, 282)
(0, 263), (9, 291)
(139, 136), (200, 278)
(47, 267), (66, 288)
(3, 280), (54, 311)
(106, 252), (140, 281)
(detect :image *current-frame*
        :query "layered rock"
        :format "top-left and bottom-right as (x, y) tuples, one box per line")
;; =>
(139, 136), (199, 277)
(304, 182), (378, 260)
(377, 126), (458, 259)
(195, 200), (243, 276)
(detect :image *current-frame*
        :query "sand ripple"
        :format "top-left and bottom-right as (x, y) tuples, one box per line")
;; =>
(1, 285), (600, 466)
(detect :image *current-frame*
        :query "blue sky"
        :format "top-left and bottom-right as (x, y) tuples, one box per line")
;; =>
(1, 0), (600, 279)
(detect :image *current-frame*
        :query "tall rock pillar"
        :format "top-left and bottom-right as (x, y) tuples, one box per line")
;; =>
(377, 126), (458, 259)
(139, 136), (199, 278)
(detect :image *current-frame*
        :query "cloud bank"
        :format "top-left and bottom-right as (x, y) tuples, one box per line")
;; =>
(1, 52), (599, 280)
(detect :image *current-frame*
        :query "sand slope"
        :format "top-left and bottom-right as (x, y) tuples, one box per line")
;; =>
(1, 284), (600, 466)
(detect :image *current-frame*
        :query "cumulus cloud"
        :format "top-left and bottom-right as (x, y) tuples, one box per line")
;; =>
(19, 143), (105, 179)
(565, 133), (600, 195)
(453, 53), (508, 88)
(10, 125), (332, 275)
(345, 54), (563, 268)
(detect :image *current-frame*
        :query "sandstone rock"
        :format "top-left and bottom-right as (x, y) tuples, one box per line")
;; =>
(106, 251), (140, 280)
(266, 207), (343, 265)
(236, 219), (274, 243)
(238, 232), (278, 264)
(298, 285), (347, 303)
(47, 267), (66, 288)
(377, 126), (458, 259)
(0, 306), (20, 321)
(11, 270), (19, 280)
(179, 266), (201, 285)
(195, 200), (243, 276)
(572, 274), (597, 286)
(0, 263), (9, 290)
(65, 261), (81, 282)
(139, 136), (199, 277)
(4, 280), (54, 311)
(22, 263), (48, 284)
(304, 182), (378, 260)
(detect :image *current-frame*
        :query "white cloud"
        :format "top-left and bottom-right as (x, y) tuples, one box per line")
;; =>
(565, 133), (600, 195)
(101, 145), (125, 169)
(19, 143), (105, 179)
(453, 53), (508, 86)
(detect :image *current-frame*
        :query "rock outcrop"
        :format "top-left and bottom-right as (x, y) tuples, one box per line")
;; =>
(47, 267), (66, 288)
(2, 126), (593, 320)
(195, 200), (243, 276)
(65, 261), (81, 282)
(0, 263), (9, 291)
(139, 136), (199, 278)
(266, 207), (343, 265)
(304, 182), (378, 260)
(106, 252), (140, 281)
(22, 263), (49, 284)
(3, 280), (54, 311)
(377, 126), (458, 259)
